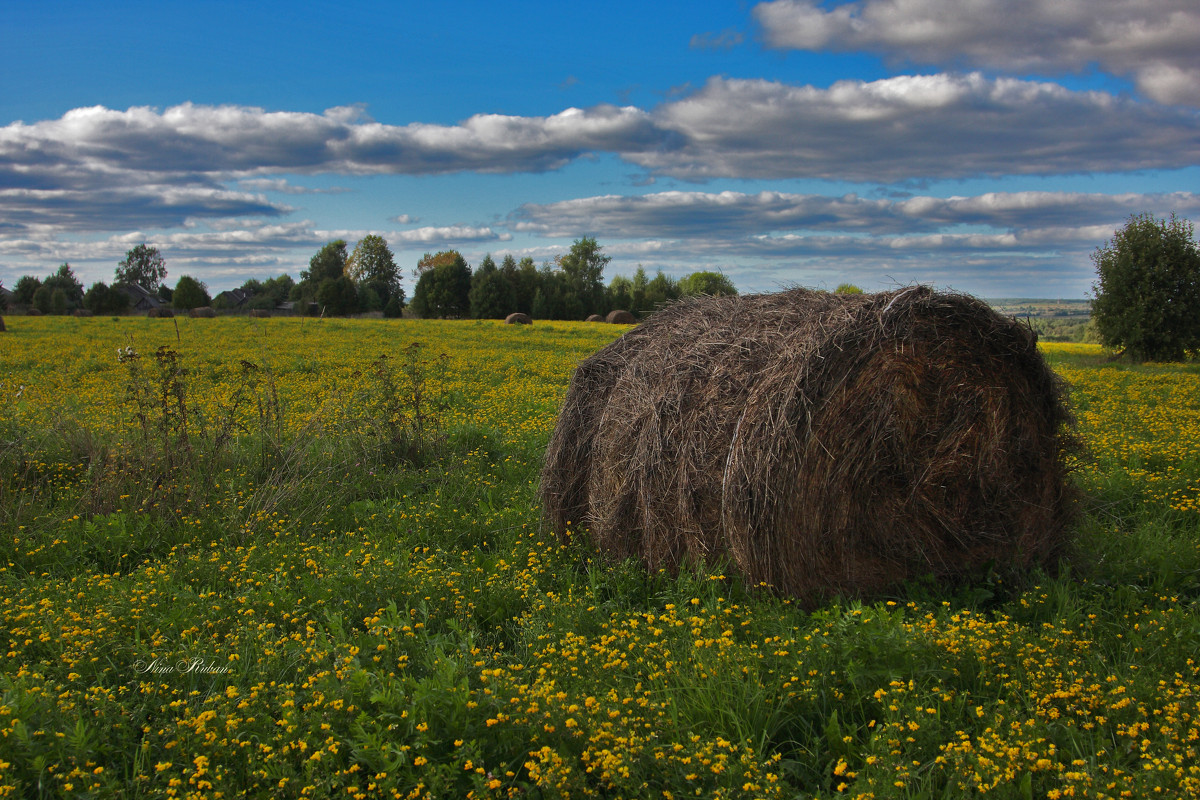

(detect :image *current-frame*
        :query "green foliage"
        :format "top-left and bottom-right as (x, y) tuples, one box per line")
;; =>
(50, 288), (67, 316)
(679, 270), (738, 297)
(303, 240), (349, 287)
(411, 253), (471, 318)
(172, 275), (211, 310)
(83, 281), (131, 315)
(348, 235), (404, 309)
(317, 275), (360, 316)
(31, 284), (52, 314)
(556, 237), (610, 316)
(43, 263), (85, 310)
(115, 243), (168, 292)
(469, 254), (515, 319)
(13, 275), (41, 306)
(835, 283), (864, 295)
(1091, 213), (1200, 361)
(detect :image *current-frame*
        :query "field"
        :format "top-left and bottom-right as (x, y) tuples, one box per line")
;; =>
(1, 315), (1198, 799)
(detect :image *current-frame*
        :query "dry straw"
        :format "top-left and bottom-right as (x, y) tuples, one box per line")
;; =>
(541, 287), (1075, 604)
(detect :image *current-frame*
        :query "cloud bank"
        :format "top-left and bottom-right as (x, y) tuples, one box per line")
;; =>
(754, 0), (1200, 105)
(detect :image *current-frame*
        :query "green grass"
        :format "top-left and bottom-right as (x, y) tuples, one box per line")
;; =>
(0, 319), (1197, 799)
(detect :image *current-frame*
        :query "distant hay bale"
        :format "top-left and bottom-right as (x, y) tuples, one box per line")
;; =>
(26, 308), (42, 317)
(605, 309), (636, 324)
(147, 308), (174, 318)
(505, 313), (532, 325)
(249, 309), (272, 318)
(189, 306), (217, 318)
(586, 314), (604, 322)
(540, 287), (1075, 605)
(73, 308), (94, 317)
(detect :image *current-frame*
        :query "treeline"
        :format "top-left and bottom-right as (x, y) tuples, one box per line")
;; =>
(1, 236), (737, 320)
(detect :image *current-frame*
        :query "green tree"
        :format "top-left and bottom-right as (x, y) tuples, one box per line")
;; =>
(32, 284), (52, 314)
(115, 244), (168, 292)
(835, 283), (864, 294)
(43, 263), (85, 310)
(172, 275), (211, 310)
(679, 271), (737, 297)
(556, 237), (610, 316)
(303, 240), (348, 285)
(316, 276), (360, 316)
(84, 281), (131, 315)
(410, 253), (471, 318)
(469, 254), (515, 319)
(348, 235), (403, 309)
(1091, 213), (1200, 362)
(644, 269), (680, 311)
(13, 276), (41, 306)
(607, 275), (634, 312)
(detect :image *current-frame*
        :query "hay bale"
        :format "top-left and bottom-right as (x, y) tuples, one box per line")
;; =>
(26, 308), (42, 317)
(586, 314), (604, 322)
(605, 309), (636, 324)
(249, 308), (272, 318)
(505, 312), (532, 325)
(189, 306), (217, 318)
(0, 316), (5, 332)
(540, 287), (1074, 605)
(73, 308), (94, 317)
(147, 307), (174, 318)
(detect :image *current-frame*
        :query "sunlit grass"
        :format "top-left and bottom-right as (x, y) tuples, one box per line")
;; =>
(0, 319), (1197, 798)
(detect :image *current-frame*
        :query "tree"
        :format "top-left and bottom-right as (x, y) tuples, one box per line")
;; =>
(84, 281), (131, 315)
(556, 237), (610, 317)
(115, 244), (168, 292)
(173, 275), (211, 310)
(316, 276), (359, 316)
(303, 240), (348, 285)
(13, 276), (41, 306)
(411, 253), (472, 318)
(32, 284), (52, 314)
(43, 263), (85, 310)
(644, 269), (680, 311)
(469, 254), (515, 319)
(347, 235), (403, 308)
(834, 283), (864, 295)
(414, 250), (464, 283)
(679, 271), (737, 297)
(1091, 213), (1200, 362)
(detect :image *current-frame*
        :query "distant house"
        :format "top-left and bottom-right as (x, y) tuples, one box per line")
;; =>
(115, 283), (168, 313)
(213, 287), (253, 310)
(0, 285), (12, 307)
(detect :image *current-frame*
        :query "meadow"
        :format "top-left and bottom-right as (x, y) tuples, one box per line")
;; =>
(0, 315), (1198, 799)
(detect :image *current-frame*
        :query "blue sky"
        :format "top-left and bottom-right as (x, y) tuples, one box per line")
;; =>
(2, 0), (1199, 299)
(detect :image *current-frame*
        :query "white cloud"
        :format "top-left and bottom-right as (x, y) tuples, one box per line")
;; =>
(638, 74), (1200, 180)
(754, 0), (1200, 105)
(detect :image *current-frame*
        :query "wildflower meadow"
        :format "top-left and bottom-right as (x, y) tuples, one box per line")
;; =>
(1, 315), (1197, 799)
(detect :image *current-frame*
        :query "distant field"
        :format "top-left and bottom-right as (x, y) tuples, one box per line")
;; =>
(1, 316), (1197, 799)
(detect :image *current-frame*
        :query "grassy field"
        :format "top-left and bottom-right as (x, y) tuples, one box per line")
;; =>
(0, 315), (1198, 799)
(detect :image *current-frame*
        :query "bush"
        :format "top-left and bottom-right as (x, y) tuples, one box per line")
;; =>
(173, 275), (211, 311)
(1091, 213), (1200, 361)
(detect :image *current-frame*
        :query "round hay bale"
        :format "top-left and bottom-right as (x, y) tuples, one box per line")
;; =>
(0, 316), (5, 332)
(586, 314), (604, 322)
(73, 308), (94, 317)
(26, 308), (43, 317)
(189, 306), (217, 318)
(249, 308), (272, 318)
(147, 307), (174, 318)
(605, 309), (636, 324)
(505, 312), (532, 325)
(540, 287), (1075, 605)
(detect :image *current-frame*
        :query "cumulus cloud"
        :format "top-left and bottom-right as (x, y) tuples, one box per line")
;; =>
(3, 78), (1196, 205)
(637, 74), (1200, 180)
(753, 0), (1200, 105)
(511, 189), (1200, 239)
